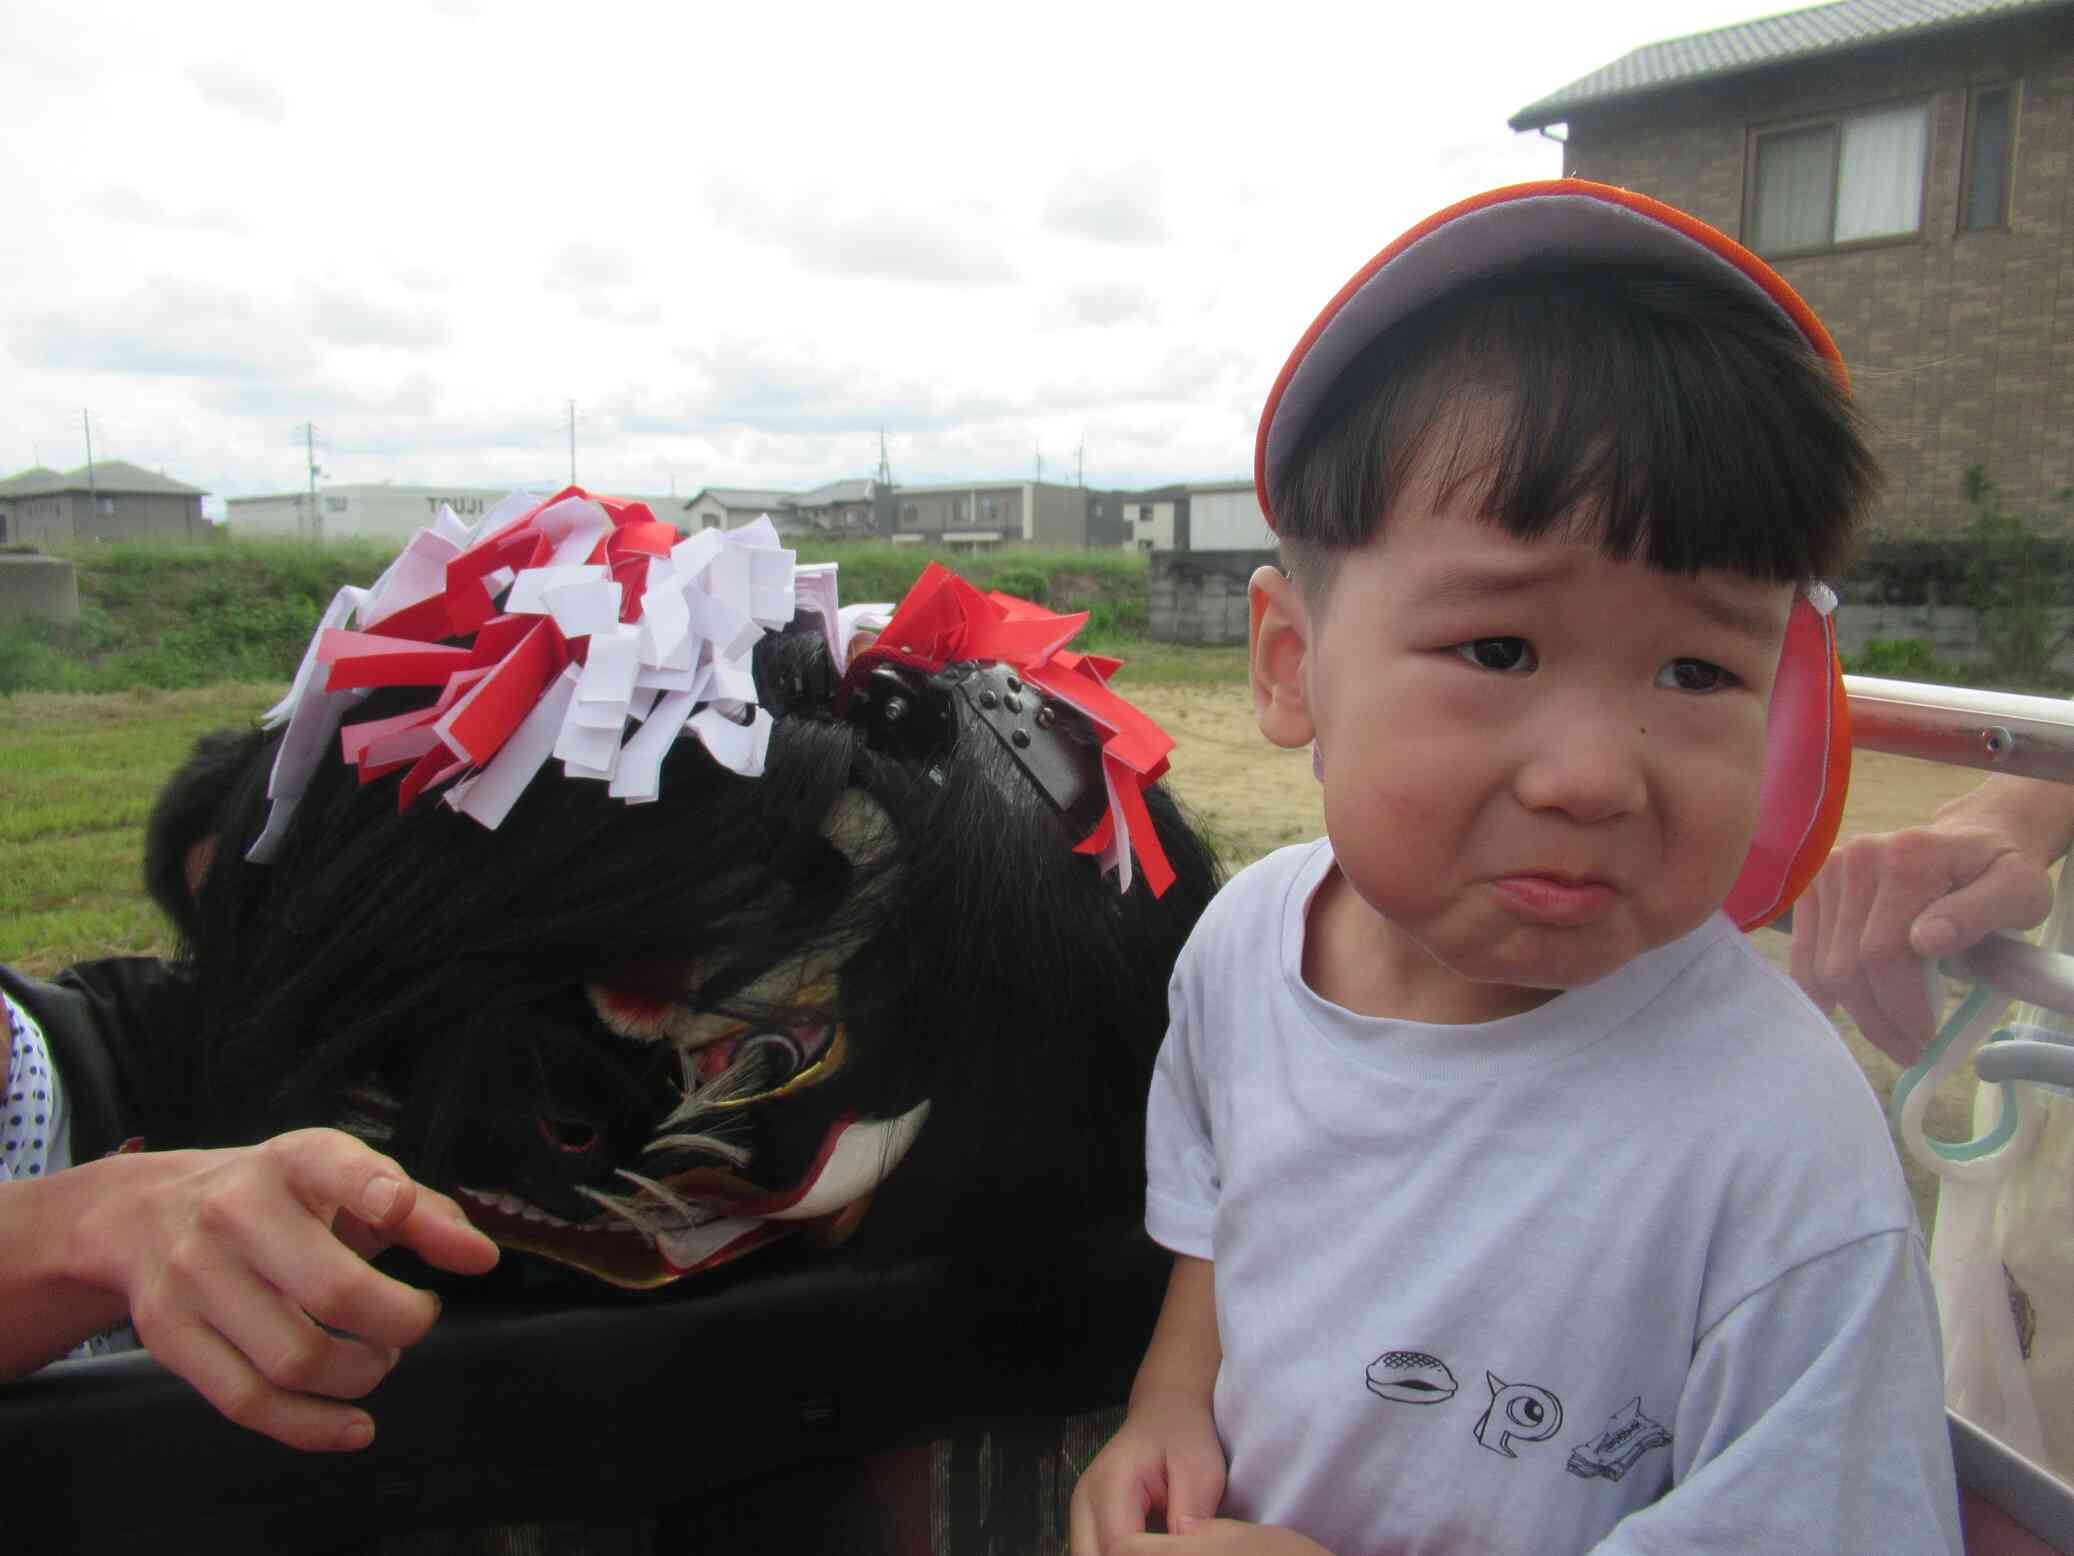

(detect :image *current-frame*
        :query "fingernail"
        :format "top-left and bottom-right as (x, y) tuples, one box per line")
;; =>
(339, 1417), (374, 1451)
(362, 1177), (402, 1220)
(1912, 916), (1957, 957)
(427, 1291), (443, 1323)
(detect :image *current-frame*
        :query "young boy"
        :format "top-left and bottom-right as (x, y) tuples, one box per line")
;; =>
(1070, 181), (1963, 1554)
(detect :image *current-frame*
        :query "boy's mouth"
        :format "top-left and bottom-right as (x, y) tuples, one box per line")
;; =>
(1490, 873), (1616, 925)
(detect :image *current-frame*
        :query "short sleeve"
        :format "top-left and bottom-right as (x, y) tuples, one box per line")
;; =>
(2, 989), (70, 1182)
(1593, 1229), (1961, 1553)
(1145, 961), (1218, 1261)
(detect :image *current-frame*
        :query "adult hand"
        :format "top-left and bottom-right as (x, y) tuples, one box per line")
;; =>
(1791, 775), (2074, 1062)
(48, 1128), (499, 1451)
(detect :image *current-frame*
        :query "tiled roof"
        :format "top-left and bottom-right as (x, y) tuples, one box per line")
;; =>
(0, 466), (63, 496)
(1511, 0), (2071, 128)
(0, 460), (206, 497)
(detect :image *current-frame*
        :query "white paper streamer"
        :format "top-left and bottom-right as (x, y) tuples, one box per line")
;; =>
(249, 494), (818, 858)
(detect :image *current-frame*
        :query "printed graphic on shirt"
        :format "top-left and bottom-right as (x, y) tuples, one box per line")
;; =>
(1365, 1349), (1459, 1404)
(1474, 1372), (1564, 1459)
(1565, 1397), (1672, 1482)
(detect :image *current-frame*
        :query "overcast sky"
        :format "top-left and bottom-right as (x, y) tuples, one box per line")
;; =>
(2, 0), (1776, 507)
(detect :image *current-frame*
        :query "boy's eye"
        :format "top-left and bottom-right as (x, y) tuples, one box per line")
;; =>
(1658, 658), (1735, 693)
(1451, 637), (1537, 673)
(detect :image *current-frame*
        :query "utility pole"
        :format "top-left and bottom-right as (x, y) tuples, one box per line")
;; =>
(1034, 443), (1043, 485)
(567, 399), (577, 486)
(874, 428), (896, 536)
(82, 410), (98, 509)
(293, 422), (323, 541)
(1076, 439), (1085, 488)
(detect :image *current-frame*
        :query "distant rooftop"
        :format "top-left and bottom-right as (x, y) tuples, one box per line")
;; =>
(1511, 0), (2072, 129)
(687, 486), (794, 511)
(793, 478), (878, 506)
(0, 460), (207, 498)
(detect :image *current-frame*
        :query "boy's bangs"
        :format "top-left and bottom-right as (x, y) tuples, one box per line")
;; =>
(1281, 267), (1877, 585)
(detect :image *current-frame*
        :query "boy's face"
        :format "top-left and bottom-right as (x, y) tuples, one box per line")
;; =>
(1250, 493), (1794, 1026)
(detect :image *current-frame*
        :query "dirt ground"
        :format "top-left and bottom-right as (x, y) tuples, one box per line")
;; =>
(1133, 683), (1998, 1231)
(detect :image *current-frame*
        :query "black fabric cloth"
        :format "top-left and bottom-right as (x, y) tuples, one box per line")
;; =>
(0, 958), (203, 1161)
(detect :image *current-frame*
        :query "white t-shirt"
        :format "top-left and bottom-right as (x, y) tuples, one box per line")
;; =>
(1147, 840), (1961, 1555)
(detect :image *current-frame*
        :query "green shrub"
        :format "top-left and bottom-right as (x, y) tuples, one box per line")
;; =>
(1842, 638), (1973, 685)
(1961, 466), (2074, 684)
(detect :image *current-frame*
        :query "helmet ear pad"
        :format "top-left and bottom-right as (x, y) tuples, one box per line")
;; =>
(1723, 593), (1851, 932)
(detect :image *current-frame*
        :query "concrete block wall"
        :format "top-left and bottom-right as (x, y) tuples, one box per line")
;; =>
(1153, 552), (2074, 672)
(1148, 551), (1266, 644)
(0, 555), (79, 624)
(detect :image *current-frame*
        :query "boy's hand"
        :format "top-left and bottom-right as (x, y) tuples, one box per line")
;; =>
(67, 1128), (500, 1452)
(1100, 1515), (1337, 1555)
(1069, 1391), (1228, 1555)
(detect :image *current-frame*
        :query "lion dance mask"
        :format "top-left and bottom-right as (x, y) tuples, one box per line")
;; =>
(173, 488), (1219, 1290)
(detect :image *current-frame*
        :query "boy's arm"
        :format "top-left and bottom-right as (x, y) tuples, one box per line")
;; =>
(1070, 1255), (1227, 1555)
(1590, 1229), (1961, 1554)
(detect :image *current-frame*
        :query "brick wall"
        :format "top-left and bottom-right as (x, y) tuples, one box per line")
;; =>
(1561, 8), (2074, 539)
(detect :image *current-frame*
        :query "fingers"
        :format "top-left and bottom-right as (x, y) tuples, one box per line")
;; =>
(1164, 1449), (1228, 1530)
(236, 1135), (449, 1350)
(139, 1302), (394, 1460)
(1792, 825), (2058, 1066)
(385, 1186), (502, 1277)
(1911, 849), (2055, 961)
(1792, 833), (1946, 1061)
(1833, 837), (1945, 1061)
(1072, 1457), (1152, 1555)
(1072, 1444), (1226, 1556)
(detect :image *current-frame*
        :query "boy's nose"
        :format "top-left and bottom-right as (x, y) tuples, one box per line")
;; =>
(1511, 707), (1648, 823)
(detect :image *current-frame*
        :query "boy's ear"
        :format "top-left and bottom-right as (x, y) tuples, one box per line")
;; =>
(1249, 566), (1316, 751)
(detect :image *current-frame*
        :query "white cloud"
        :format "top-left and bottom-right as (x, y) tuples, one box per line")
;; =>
(187, 61), (289, 124)
(0, 0), (1779, 501)
(1042, 164), (1171, 246)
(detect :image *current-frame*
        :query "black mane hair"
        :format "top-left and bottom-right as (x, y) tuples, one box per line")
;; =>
(177, 621), (1220, 1264)
(1272, 264), (1878, 602)
(143, 725), (267, 944)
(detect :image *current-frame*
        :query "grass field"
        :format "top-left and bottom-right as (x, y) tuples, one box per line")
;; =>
(0, 652), (1992, 1231)
(1, 685), (282, 971)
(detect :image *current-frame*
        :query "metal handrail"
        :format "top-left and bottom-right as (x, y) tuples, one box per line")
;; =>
(1846, 674), (2074, 785)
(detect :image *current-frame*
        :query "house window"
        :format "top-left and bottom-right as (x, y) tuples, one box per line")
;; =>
(900, 503), (918, 526)
(96, 495), (115, 515)
(1961, 84), (2016, 232)
(1749, 100), (1929, 255)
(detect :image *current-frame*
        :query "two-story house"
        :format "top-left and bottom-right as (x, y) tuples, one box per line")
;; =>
(1512, 0), (2074, 538)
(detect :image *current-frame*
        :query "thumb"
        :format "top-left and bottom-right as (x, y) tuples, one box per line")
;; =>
(1909, 850), (2055, 960)
(1166, 1458), (1225, 1526)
